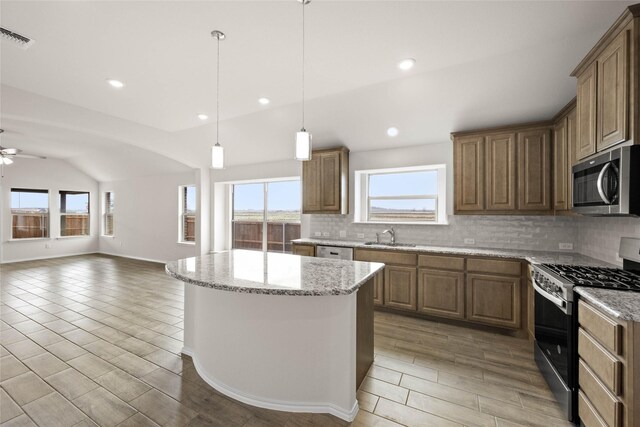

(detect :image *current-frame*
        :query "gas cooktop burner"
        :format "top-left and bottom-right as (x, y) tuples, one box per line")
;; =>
(541, 264), (640, 291)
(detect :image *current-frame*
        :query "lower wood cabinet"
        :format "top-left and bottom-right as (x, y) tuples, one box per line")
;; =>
(466, 273), (521, 329)
(373, 270), (384, 306)
(292, 244), (315, 257)
(418, 269), (465, 320)
(384, 266), (417, 311)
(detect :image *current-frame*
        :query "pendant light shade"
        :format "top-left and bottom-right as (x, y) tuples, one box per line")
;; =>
(211, 144), (224, 169)
(295, 0), (312, 161)
(211, 30), (225, 169)
(295, 130), (311, 161)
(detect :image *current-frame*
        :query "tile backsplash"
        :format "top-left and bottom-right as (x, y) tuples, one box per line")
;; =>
(307, 214), (640, 265)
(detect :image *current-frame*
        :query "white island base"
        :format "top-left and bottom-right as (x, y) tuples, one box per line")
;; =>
(182, 279), (374, 422)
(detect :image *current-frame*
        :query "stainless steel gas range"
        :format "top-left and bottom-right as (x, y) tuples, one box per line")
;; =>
(531, 237), (640, 423)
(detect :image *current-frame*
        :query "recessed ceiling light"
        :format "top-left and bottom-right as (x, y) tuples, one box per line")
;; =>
(397, 58), (416, 71)
(258, 97), (270, 105)
(387, 127), (399, 137)
(197, 114), (209, 121)
(106, 79), (125, 89)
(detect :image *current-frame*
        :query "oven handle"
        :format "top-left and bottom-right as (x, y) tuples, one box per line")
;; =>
(532, 279), (568, 314)
(597, 162), (612, 205)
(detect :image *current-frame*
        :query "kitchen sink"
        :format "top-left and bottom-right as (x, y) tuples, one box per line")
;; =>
(363, 242), (417, 247)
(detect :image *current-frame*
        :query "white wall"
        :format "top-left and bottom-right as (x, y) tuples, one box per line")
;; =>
(1, 158), (99, 263)
(99, 171), (197, 263)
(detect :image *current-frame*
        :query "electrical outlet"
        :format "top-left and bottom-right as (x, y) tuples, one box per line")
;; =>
(314, 231), (322, 237)
(464, 238), (475, 245)
(44, 243), (51, 249)
(322, 232), (331, 237)
(356, 233), (365, 239)
(339, 230), (347, 238)
(559, 243), (573, 250)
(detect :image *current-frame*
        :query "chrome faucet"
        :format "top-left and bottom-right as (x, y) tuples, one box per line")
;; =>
(381, 227), (396, 245)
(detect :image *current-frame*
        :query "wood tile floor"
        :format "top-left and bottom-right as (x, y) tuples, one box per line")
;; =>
(0, 254), (571, 427)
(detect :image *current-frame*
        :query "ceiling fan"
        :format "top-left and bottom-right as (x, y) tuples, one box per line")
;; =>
(0, 129), (47, 165)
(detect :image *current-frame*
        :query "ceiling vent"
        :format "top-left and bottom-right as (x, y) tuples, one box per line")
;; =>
(1, 27), (35, 49)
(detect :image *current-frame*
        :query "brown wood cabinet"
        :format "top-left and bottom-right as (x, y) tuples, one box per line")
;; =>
(292, 244), (315, 257)
(418, 269), (465, 320)
(466, 273), (521, 329)
(453, 135), (484, 211)
(384, 266), (417, 311)
(552, 100), (577, 212)
(452, 123), (553, 215)
(302, 147), (349, 214)
(571, 5), (639, 161)
(372, 270), (384, 306)
(577, 298), (639, 427)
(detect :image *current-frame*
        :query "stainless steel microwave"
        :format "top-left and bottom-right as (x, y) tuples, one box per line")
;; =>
(572, 145), (640, 216)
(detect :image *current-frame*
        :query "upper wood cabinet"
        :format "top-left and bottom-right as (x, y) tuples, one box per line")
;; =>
(453, 135), (484, 211)
(452, 124), (552, 214)
(571, 5), (639, 160)
(518, 128), (551, 211)
(302, 147), (349, 214)
(553, 100), (577, 212)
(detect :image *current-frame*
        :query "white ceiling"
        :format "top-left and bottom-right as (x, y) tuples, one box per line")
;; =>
(0, 1), (634, 179)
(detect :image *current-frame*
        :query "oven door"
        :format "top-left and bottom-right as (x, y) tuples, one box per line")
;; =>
(533, 281), (576, 421)
(573, 149), (621, 215)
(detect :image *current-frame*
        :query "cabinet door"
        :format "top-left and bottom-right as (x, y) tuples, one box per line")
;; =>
(319, 151), (341, 211)
(553, 119), (569, 211)
(292, 244), (315, 257)
(466, 273), (521, 329)
(576, 63), (598, 160)
(518, 129), (551, 211)
(597, 31), (629, 151)
(302, 156), (321, 212)
(373, 270), (384, 306)
(454, 136), (484, 212)
(384, 266), (417, 311)
(418, 269), (465, 319)
(485, 133), (517, 211)
(567, 107), (577, 208)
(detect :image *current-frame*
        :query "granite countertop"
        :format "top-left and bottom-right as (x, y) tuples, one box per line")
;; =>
(165, 249), (384, 296)
(575, 287), (640, 322)
(292, 238), (616, 267)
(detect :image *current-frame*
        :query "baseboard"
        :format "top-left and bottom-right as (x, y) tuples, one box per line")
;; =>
(98, 251), (166, 264)
(0, 251), (99, 264)
(185, 348), (359, 422)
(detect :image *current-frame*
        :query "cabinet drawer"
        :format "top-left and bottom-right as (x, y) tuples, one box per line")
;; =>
(292, 244), (315, 257)
(418, 255), (464, 271)
(467, 258), (521, 276)
(579, 391), (608, 427)
(354, 249), (417, 266)
(579, 359), (622, 427)
(578, 328), (622, 395)
(579, 300), (622, 355)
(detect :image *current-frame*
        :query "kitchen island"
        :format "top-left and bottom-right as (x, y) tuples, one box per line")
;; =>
(165, 249), (384, 421)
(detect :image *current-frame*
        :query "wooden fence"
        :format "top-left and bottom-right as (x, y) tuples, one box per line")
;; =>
(60, 214), (89, 236)
(232, 221), (301, 253)
(12, 213), (49, 238)
(184, 215), (196, 242)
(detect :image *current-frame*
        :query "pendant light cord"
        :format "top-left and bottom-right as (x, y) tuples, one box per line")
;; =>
(301, 0), (305, 130)
(216, 35), (220, 146)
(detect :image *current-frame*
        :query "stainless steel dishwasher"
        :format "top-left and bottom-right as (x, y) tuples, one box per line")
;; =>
(316, 245), (354, 260)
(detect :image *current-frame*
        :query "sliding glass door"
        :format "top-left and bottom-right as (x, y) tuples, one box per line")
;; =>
(232, 179), (301, 253)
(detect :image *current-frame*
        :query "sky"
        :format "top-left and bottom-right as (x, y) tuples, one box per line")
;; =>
(369, 170), (438, 210)
(185, 186), (196, 212)
(11, 191), (49, 210)
(233, 180), (301, 211)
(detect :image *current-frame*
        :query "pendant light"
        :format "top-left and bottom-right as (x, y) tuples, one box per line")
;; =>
(211, 30), (225, 169)
(295, 0), (312, 161)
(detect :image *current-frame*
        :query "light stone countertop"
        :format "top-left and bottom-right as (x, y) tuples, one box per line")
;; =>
(292, 238), (617, 267)
(165, 249), (384, 296)
(575, 287), (640, 322)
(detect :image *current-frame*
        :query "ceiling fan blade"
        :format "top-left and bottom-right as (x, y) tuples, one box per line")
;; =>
(1, 157), (14, 165)
(14, 153), (46, 159)
(2, 148), (21, 155)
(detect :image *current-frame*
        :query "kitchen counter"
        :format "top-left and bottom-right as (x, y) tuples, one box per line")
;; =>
(166, 249), (383, 296)
(292, 238), (617, 267)
(575, 287), (640, 322)
(168, 249), (381, 421)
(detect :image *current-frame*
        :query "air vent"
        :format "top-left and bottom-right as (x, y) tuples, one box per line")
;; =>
(1, 27), (35, 49)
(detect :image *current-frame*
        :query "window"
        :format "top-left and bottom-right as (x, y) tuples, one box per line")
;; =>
(232, 179), (301, 253)
(179, 185), (196, 243)
(10, 189), (49, 239)
(59, 191), (90, 236)
(103, 192), (114, 236)
(355, 165), (447, 224)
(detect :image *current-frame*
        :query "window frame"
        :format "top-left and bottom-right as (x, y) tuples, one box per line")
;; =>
(102, 191), (114, 237)
(178, 185), (196, 244)
(355, 165), (447, 225)
(59, 190), (91, 237)
(10, 188), (51, 240)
